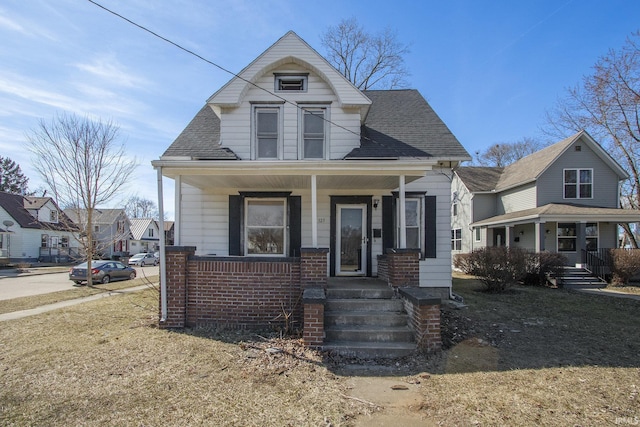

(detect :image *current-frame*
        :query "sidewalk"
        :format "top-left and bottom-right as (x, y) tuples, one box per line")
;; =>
(565, 285), (640, 301)
(0, 265), (71, 278)
(0, 284), (151, 322)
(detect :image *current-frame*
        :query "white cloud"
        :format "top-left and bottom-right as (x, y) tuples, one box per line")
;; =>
(74, 54), (149, 88)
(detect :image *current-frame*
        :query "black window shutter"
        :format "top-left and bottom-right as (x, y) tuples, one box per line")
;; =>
(288, 196), (301, 257)
(228, 195), (242, 255)
(424, 195), (437, 258)
(382, 196), (394, 253)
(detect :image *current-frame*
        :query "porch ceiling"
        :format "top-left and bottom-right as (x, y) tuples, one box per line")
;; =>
(154, 159), (434, 190)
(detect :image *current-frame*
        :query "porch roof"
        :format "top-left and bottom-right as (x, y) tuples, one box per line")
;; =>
(471, 203), (640, 228)
(152, 159), (435, 190)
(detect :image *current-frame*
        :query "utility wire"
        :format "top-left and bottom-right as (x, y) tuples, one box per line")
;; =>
(86, 0), (376, 145)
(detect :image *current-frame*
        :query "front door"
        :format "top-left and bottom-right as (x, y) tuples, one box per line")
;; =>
(336, 204), (367, 276)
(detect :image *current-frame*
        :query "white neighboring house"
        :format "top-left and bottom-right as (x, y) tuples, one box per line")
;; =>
(129, 218), (160, 254)
(0, 191), (80, 263)
(63, 208), (132, 260)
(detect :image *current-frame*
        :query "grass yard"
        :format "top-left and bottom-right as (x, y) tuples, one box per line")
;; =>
(0, 274), (638, 426)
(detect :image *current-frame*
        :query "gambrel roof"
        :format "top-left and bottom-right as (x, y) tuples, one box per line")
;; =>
(161, 90), (470, 162)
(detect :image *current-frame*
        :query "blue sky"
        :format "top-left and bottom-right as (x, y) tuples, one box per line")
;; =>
(1, 0), (638, 219)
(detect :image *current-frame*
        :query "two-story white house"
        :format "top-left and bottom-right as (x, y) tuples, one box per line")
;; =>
(0, 191), (79, 263)
(152, 32), (470, 352)
(128, 218), (160, 254)
(451, 131), (640, 267)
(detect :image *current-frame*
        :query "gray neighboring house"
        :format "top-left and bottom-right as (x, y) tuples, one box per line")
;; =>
(451, 130), (640, 266)
(64, 208), (132, 259)
(128, 218), (160, 254)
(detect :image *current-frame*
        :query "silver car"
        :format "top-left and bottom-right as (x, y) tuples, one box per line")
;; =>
(128, 253), (158, 266)
(69, 260), (137, 285)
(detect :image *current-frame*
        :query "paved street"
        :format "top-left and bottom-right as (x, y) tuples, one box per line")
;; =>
(0, 266), (159, 301)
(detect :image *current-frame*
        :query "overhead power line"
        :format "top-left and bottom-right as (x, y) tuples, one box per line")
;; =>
(85, 0), (373, 144)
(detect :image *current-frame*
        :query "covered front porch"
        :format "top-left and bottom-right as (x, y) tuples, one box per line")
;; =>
(472, 203), (640, 266)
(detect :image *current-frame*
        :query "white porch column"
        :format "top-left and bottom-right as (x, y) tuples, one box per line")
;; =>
(399, 175), (406, 248)
(311, 174), (318, 248)
(156, 167), (167, 322)
(174, 175), (181, 246)
(505, 226), (512, 248)
(535, 222), (546, 252)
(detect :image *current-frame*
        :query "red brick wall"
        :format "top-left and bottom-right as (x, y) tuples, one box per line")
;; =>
(377, 255), (389, 283)
(386, 249), (420, 288)
(404, 302), (441, 353)
(160, 246), (330, 332)
(303, 303), (324, 346)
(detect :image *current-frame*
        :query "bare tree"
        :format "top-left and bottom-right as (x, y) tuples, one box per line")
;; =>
(0, 156), (30, 195)
(321, 17), (411, 90)
(475, 137), (545, 167)
(28, 113), (137, 285)
(545, 31), (640, 247)
(125, 195), (159, 220)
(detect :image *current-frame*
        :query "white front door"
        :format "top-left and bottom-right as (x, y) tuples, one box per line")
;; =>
(336, 204), (367, 276)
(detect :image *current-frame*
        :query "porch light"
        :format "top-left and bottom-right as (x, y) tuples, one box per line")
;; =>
(373, 199), (380, 209)
(519, 230), (524, 236)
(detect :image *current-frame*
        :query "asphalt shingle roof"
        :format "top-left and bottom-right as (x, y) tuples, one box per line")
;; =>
(161, 90), (470, 162)
(0, 191), (76, 231)
(455, 167), (504, 193)
(64, 208), (127, 225)
(161, 105), (238, 160)
(347, 90), (470, 159)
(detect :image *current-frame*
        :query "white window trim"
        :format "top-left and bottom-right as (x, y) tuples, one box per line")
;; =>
(451, 228), (462, 251)
(557, 223), (577, 252)
(298, 104), (330, 160)
(244, 197), (287, 257)
(395, 197), (424, 251)
(252, 104), (283, 160)
(585, 222), (599, 251)
(563, 168), (593, 200)
(474, 227), (481, 242)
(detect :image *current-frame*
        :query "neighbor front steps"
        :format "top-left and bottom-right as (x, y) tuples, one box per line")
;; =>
(322, 279), (415, 359)
(556, 267), (607, 287)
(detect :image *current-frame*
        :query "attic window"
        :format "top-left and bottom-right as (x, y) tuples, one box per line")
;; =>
(575, 145), (582, 151)
(275, 74), (307, 92)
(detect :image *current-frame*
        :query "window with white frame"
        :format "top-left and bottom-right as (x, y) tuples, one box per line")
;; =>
(451, 229), (462, 251)
(245, 198), (286, 255)
(61, 236), (69, 248)
(586, 222), (598, 251)
(301, 107), (327, 159)
(41, 234), (48, 248)
(557, 223), (576, 252)
(564, 169), (593, 199)
(452, 203), (458, 216)
(254, 107), (280, 159)
(475, 227), (481, 241)
(397, 198), (422, 249)
(275, 74), (307, 92)
(49, 210), (58, 222)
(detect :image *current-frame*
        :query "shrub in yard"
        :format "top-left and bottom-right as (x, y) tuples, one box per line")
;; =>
(610, 249), (640, 286)
(457, 247), (528, 293)
(522, 252), (567, 286)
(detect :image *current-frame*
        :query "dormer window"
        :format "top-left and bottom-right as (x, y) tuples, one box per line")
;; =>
(275, 74), (307, 92)
(50, 210), (58, 222)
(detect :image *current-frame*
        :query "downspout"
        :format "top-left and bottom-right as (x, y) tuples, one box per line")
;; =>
(156, 166), (167, 322)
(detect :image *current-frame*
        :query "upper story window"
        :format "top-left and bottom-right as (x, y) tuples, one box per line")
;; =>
(452, 203), (458, 216)
(275, 74), (307, 92)
(49, 210), (58, 222)
(254, 106), (281, 159)
(301, 108), (327, 159)
(148, 228), (154, 237)
(564, 169), (593, 199)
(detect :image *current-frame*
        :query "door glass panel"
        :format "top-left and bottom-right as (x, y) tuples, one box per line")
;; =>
(340, 208), (363, 273)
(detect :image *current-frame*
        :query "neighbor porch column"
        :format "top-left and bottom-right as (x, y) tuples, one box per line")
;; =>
(311, 174), (318, 248)
(399, 175), (406, 248)
(535, 222), (545, 252)
(577, 222), (587, 266)
(505, 226), (512, 248)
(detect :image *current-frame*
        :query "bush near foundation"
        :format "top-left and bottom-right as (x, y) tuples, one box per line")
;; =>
(454, 248), (566, 291)
(610, 249), (640, 286)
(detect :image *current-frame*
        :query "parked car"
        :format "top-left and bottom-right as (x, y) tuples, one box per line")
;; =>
(69, 260), (136, 285)
(128, 252), (158, 266)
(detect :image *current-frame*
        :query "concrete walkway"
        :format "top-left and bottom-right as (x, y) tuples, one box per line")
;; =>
(565, 285), (640, 301)
(0, 284), (150, 322)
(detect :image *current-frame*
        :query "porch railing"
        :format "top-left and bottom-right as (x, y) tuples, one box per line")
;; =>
(39, 247), (82, 263)
(582, 248), (612, 282)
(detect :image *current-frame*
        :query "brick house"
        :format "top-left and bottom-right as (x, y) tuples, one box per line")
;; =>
(152, 31), (470, 355)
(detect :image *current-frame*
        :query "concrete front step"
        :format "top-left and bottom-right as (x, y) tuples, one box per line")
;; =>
(323, 341), (416, 359)
(325, 325), (414, 342)
(326, 287), (395, 299)
(325, 298), (404, 312)
(325, 310), (409, 327)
